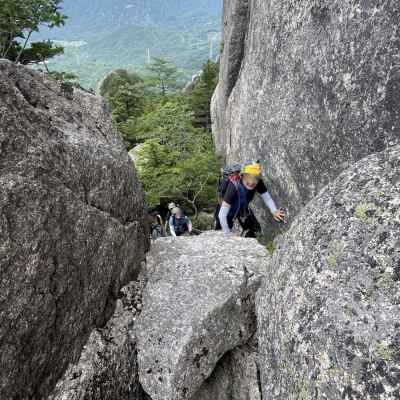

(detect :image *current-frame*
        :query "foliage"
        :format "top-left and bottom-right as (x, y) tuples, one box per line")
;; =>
(48, 70), (78, 82)
(134, 97), (196, 145)
(105, 57), (220, 214)
(109, 83), (146, 147)
(189, 60), (219, 131)
(99, 69), (147, 148)
(175, 143), (219, 216)
(107, 82), (146, 124)
(145, 57), (182, 96)
(257, 232), (279, 255)
(99, 69), (143, 98)
(136, 139), (177, 205)
(135, 98), (219, 211)
(15, 40), (64, 65)
(0, 0), (67, 64)
(33, 0), (222, 88)
(193, 212), (215, 232)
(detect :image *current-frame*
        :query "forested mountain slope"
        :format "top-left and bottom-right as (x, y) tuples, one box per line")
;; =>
(36, 0), (222, 88)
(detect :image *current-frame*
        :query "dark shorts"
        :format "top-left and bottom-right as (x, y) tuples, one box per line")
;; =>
(215, 206), (261, 238)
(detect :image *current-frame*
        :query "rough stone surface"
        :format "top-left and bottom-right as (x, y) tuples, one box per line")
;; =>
(212, 0), (400, 220)
(192, 339), (261, 400)
(0, 60), (149, 399)
(48, 281), (149, 400)
(182, 71), (202, 96)
(136, 232), (269, 400)
(257, 145), (400, 399)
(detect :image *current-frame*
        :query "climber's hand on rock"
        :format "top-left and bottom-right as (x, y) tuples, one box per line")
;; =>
(273, 208), (285, 223)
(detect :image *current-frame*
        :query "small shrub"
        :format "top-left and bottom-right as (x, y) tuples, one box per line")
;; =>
(193, 212), (215, 232)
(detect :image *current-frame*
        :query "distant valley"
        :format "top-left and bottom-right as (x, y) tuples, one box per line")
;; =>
(36, 0), (222, 88)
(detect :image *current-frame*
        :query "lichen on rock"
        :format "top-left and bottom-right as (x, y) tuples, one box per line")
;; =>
(257, 145), (400, 399)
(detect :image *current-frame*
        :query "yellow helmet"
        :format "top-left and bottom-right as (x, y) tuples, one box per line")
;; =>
(242, 162), (262, 178)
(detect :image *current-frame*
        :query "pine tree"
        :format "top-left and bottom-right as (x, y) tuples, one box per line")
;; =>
(145, 57), (181, 96)
(0, 0), (66, 64)
(99, 69), (143, 98)
(189, 60), (219, 131)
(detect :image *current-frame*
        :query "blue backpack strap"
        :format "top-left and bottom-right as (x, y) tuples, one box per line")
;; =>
(233, 183), (249, 219)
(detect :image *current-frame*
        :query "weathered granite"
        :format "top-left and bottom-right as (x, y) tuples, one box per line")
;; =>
(0, 60), (149, 399)
(257, 145), (400, 399)
(48, 281), (149, 400)
(192, 339), (261, 400)
(213, 0), (400, 221)
(136, 232), (269, 400)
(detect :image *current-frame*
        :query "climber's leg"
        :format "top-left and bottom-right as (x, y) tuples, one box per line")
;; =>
(241, 210), (261, 238)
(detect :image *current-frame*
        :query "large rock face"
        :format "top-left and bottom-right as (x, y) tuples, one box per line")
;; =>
(48, 281), (149, 400)
(0, 60), (149, 399)
(136, 232), (268, 400)
(257, 145), (400, 399)
(213, 0), (400, 218)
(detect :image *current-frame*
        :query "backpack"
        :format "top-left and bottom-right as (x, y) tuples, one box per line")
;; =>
(218, 163), (241, 201)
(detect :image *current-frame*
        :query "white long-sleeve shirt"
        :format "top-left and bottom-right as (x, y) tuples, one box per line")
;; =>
(218, 191), (278, 234)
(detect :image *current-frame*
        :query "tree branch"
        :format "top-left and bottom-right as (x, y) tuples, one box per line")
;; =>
(15, 29), (33, 64)
(1, 29), (15, 58)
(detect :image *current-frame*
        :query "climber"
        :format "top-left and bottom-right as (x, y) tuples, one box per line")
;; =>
(166, 202), (177, 234)
(215, 163), (242, 230)
(150, 214), (165, 240)
(147, 209), (165, 240)
(218, 161), (285, 237)
(169, 207), (193, 237)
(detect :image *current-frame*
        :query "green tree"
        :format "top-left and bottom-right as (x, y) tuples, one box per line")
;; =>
(101, 60), (220, 214)
(135, 97), (219, 211)
(145, 57), (181, 96)
(99, 69), (146, 148)
(136, 139), (181, 205)
(189, 60), (219, 131)
(99, 69), (142, 98)
(137, 136), (218, 211)
(0, 0), (66, 64)
(134, 98), (197, 149)
(174, 136), (219, 216)
(49, 70), (78, 82)
(107, 82), (146, 148)
(107, 83), (145, 123)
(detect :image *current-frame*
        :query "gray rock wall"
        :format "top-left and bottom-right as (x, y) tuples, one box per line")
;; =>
(0, 60), (149, 399)
(214, 4), (400, 398)
(48, 281), (149, 400)
(136, 233), (268, 400)
(257, 145), (400, 399)
(213, 0), (400, 219)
